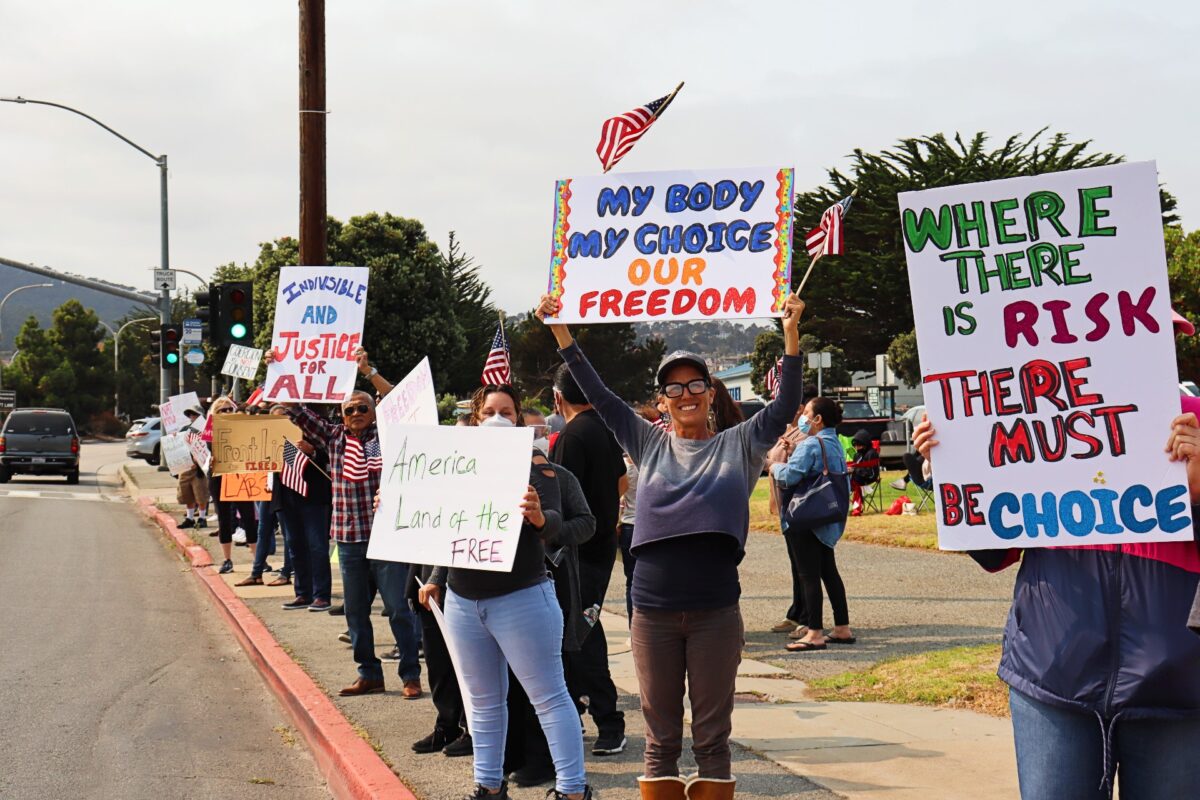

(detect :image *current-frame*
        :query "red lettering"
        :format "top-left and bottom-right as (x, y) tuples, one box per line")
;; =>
(1004, 300), (1039, 347)
(989, 419), (1036, 467)
(1118, 287), (1159, 336)
(963, 484), (985, 525)
(1032, 416), (1068, 462)
(646, 289), (669, 317)
(1065, 410), (1103, 459)
(671, 289), (697, 315)
(941, 483), (964, 526)
(923, 369), (974, 421)
(599, 290), (621, 317)
(1043, 299), (1077, 344)
(1083, 292), (1110, 342)
(1092, 404), (1138, 457)
(722, 286), (756, 315)
(579, 291), (599, 318)
(1061, 357), (1102, 406)
(268, 374), (298, 401)
(990, 368), (1021, 415)
(623, 289), (646, 317)
(698, 288), (720, 316)
(1019, 359), (1067, 413)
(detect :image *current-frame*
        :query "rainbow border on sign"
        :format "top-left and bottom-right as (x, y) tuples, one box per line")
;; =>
(772, 168), (795, 312)
(547, 179), (573, 303)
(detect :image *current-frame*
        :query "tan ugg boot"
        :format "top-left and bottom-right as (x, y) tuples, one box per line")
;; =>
(685, 776), (737, 800)
(638, 775), (688, 800)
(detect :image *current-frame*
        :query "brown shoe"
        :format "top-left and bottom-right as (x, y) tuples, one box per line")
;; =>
(770, 618), (799, 633)
(339, 678), (385, 696)
(266, 576), (292, 587)
(788, 625), (810, 640)
(235, 575), (264, 586)
(401, 679), (423, 700)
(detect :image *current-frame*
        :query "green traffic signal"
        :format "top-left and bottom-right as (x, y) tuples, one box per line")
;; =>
(165, 352), (179, 365)
(230, 323), (247, 340)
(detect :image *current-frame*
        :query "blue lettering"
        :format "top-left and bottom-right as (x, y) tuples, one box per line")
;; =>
(688, 182), (714, 211)
(597, 187), (631, 217)
(1155, 484), (1191, 533)
(602, 228), (628, 259)
(706, 222), (728, 252)
(659, 224), (683, 254)
(1020, 492), (1058, 538)
(1089, 489), (1123, 534)
(568, 231), (602, 258)
(282, 281), (302, 304)
(665, 184), (689, 213)
(683, 224), (706, 254)
(739, 180), (765, 212)
(749, 221), (774, 253)
(631, 185), (654, 216)
(989, 492), (1022, 539)
(634, 224), (657, 255)
(712, 180), (738, 210)
(1118, 484), (1155, 533)
(1060, 490), (1096, 536)
(727, 220), (751, 251)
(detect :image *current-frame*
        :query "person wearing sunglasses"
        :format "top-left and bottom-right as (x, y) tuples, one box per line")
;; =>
(264, 350), (423, 700)
(536, 291), (805, 800)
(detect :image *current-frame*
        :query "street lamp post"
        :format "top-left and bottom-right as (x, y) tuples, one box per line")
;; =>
(0, 95), (172, 406)
(104, 317), (157, 419)
(0, 282), (55, 391)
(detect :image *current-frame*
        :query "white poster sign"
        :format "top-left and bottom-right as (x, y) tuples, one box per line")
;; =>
(900, 161), (1191, 550)
(222, 344), (264, 380)
(186, 431), (211, 474)
(368, 425), (534, 571)
(417, 578), (475, 725)
(161, 391), (201, 434)
(161, 432), (194, 475)
(544, 166), (795, 323)
(377, 357), (438, 445)
(264, 266), (370, 403)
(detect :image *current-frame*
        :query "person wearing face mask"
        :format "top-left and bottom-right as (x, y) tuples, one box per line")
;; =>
(771, 398), (855, 652)
(536, 291), (806, 800)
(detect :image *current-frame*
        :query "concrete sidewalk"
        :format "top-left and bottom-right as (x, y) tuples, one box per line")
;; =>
(123, 460), (1018, 799)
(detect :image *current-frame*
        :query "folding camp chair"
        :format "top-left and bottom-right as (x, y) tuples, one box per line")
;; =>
(849, 447), (882, 515)
(913, 476), (936, 512)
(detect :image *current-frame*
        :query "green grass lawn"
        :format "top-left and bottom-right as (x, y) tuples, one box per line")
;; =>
(750, 470), (939, 550)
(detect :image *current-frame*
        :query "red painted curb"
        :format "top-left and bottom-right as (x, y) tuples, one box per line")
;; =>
(134, 497), (417, 800)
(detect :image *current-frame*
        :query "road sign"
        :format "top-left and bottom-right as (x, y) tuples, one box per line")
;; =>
(185, 347), (205, 366)
(153, 269), (176, 292)
(182, 318), (202, 345)
(0, 389), (15, 413)
(807, 351), (832, 369)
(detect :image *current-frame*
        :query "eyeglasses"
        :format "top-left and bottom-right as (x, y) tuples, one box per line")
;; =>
(216, 407), (235, 414)
(661, 378), (710, 399)
(342, 404), (372, 417)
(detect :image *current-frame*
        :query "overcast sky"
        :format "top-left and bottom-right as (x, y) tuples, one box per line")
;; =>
(2, 1), (1197, 313)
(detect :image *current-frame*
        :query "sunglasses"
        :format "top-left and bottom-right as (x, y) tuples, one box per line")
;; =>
(342, 404), (372, 417)
(661, 378), (710, 399)
(216, 407), (235, 414)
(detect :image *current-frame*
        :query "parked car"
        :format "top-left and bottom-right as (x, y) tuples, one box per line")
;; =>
(126, 417), (163, 465)
(0, 407), (81, 483)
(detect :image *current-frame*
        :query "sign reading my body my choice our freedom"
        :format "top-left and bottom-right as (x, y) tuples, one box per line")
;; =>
(901, 161), (1191, 550)
(545, 166), (795, 323)
(264, 266), (369, 403)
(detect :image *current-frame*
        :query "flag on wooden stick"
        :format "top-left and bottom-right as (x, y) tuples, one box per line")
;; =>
(596, 82), (684, 172)
(481, 321), (512, 386)
(764, 357), (784, 399)
(805, 196), (854, 257)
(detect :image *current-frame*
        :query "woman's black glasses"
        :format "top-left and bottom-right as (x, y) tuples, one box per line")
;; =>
(661, 379), (710, 399)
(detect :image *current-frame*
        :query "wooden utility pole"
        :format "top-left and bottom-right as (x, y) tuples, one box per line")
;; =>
(298, 0), (327, 266)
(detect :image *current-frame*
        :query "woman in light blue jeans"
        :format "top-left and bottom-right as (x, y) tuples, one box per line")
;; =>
(421, 385), (590, 800)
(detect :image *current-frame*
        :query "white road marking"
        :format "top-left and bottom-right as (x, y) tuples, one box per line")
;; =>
(0, 489), (124, 503)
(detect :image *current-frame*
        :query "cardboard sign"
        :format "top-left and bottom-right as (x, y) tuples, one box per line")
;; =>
(219, 471), (273, 501)
(378, 357), (438, 442)
(545, 166), (795, 323)
(209, 413), (301, 475)
(367, 425), (535, 572)
(900, 161), (1190, 550)
(264, 266), (370, 403)
(161, 432), (195, 475)
(221, 344), (264, 380)
(161, 391), (200, 434)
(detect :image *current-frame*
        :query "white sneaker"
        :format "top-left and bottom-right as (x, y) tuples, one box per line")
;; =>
(232, 527), (247, 544)
(890, 478), (907, 491)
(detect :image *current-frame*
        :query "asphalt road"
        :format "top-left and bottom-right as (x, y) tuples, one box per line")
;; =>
(0, 442), (329, 800)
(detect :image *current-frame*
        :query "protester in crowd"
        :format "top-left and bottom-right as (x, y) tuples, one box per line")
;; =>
(616, 404), (669, 623)
(505, 459), (597, 788)
(269, 405), (333, 611)
(772, 397), (855, 652)
(913, 311), (1200, 800)
(523, 409), (550, 454)
(537, 291), (805, 800)
(847, 429), (880, 517)
(419, 390), (593, 800)
(550, 363), (628, 756)
(241, 417), (292, 584)
(765, 414), (807, 637)
(176, 407), (209, 529)
(265, 351), (422, 698)
(207, 396), (257, 575)
(407, 559), (472, 758)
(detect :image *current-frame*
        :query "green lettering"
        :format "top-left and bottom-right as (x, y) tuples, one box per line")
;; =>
(1079, 186), (1116, 237)
(953, 201), (990, 248)
(940, 250), (984, 294)
(903, 205), (954, 252)
(991, 198), (1026, 245)
(1060, 243), (1092, 284)
(1026, 242), (1062, 286)
(1024, 191), (1069, 241)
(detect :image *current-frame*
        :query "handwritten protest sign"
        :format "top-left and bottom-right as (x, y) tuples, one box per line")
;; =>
(368, 425), (535, 572)
(222, 344), (264, 380)
(900, 161), (1190, 550)
(186, 430), (211, 473)
(377, 357), (438, 447)
(161, 432), (195, 475)
(264, 266), (370, 403)
(210, 413), (301, 475)
(161, 391), (200, 434)
(219, 471), (273, 501)
(544, 166), (794, 323)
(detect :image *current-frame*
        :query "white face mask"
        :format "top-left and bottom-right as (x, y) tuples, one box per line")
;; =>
(479, 414), (515, 428)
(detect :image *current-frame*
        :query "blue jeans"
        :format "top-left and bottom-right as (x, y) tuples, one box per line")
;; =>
(1010, 688), (1200, 799)
(445, 581), (585, 795)
(251, 503), (290, 578)
(280, 502), (332, 602)
(336, 541), (420, 682)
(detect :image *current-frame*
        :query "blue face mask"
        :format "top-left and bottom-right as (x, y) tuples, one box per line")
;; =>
(797, 415), (812, 434)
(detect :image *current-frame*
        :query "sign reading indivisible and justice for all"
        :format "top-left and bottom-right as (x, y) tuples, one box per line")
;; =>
(544, 166), (795, 323)
(264, 266), (369, 403)
(900, 162), (1191, 550)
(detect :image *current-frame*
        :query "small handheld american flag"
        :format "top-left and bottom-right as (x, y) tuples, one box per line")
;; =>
(281, 439), (310, 497)
(343, 436), (383, 483)
(805, 196), (854, 257)
(596, 83), (683, 173)
(764, 357), (784, 399)
(481, 322), (512, 386)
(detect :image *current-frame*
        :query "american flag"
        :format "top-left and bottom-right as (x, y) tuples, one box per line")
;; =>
(596, 91), (675, 173)
(481, 322), (512, 386)
(244, 385), (264, 408)
(281, 439), (310, 496)
(764, 357), (784, 399)
(654, 414), (671, 431)
(805, 196), (854, 257)
(343, 435), (383, 483)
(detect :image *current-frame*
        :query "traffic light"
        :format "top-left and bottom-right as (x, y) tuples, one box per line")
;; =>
(217, 281), (253, 347)
(148, 327), (162, 363)
(195, 287), (215, 341)
(160, 324), (182, 368)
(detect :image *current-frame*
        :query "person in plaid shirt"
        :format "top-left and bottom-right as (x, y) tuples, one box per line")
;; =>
(283, 387), (423, 699)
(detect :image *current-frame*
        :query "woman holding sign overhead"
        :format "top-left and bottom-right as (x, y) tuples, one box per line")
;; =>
(537, 290), (806, 800)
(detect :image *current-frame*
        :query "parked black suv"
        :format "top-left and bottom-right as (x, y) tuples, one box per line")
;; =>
(0, 408), (81, 483)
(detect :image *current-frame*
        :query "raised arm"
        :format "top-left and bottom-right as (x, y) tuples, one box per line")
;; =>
(355, 346), (394, 397)
(745, 293), (806, 448)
